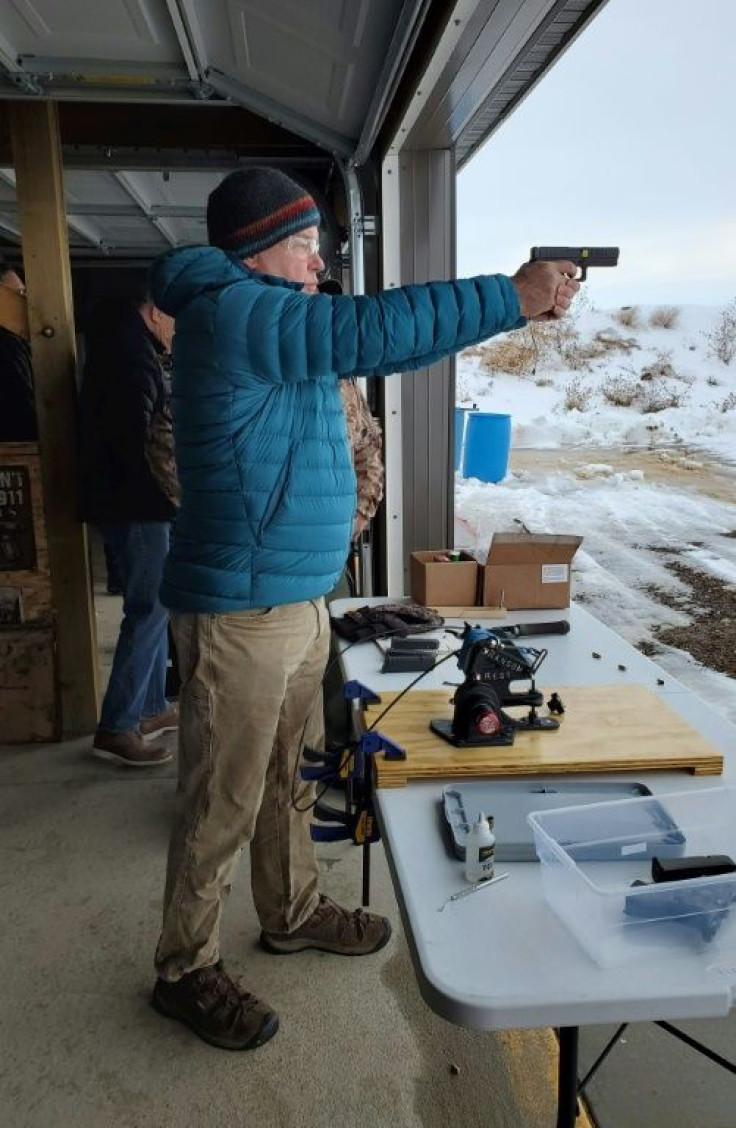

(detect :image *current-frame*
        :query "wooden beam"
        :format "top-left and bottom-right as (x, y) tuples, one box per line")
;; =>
(9, 100), (99, 736)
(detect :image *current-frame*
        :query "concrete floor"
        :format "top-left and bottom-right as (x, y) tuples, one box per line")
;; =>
(1, 558), (734, 1128)
(0, 733), (569, 1128)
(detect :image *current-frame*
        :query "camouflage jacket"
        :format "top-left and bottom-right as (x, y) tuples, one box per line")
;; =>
(144, 359), (181, 508)
(340, 378), (383, 522)
(143, 374), (380, 520)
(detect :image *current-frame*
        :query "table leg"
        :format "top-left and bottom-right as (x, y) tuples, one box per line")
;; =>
(557, 1026), (579, 1128)
(362, 836), (371, 906)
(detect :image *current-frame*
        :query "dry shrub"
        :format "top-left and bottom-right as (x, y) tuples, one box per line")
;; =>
(594, 330), (640, 354)
(705, 298), (736, 365)
(649, 306), (680, 329)
(718, 390), (736, 412)
(480, 326), (546, 377)
(541, 305), (602, 370)
(602, 374), (640, 407)
(535, 376), (555, 387)
(706, 374), (720, 387)
(554, 328), (593, 370)
(614, 306), (641, 330)
(524, 309), (592, 371)
(638, 382), (685, 413)
(576, 340), (610, 366)
(639, 350), (691, 385)
(640, 355), (674, 382)
(456, 370), (474, 402)
(561, 377), (594, 412)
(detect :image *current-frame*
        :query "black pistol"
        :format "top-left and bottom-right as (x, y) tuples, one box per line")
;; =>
(530, 246), (619, 282)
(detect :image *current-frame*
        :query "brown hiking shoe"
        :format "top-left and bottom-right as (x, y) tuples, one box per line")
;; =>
(260, 895), (391, 956)
(92, 728), (173, 768)
(151, 961), (279, 1051)
(140, 702), (179, 741)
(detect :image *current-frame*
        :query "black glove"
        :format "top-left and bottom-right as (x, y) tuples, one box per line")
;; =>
(331, 602), (444, 643)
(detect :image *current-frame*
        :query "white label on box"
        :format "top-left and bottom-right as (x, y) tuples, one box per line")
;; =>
(620, 842), (646, 856)
(541, 563), (568, 584)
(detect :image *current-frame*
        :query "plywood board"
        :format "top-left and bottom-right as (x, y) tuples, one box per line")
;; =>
(364, 685), (723, 787)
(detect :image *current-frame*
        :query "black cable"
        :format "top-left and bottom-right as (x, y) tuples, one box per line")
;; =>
(291, 639), (463, 815)
(288, 617), (454, 813)
(365, 649), (460, 732)
(291, 639), (467, 817)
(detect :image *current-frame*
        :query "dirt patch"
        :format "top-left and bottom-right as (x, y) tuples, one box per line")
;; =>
(509, 447), (736, 504)
(643, 562), (736, 678)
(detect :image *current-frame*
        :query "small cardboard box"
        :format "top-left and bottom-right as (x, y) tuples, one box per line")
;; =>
(410, 550), (479, 607)
(482, 533), (583, 610)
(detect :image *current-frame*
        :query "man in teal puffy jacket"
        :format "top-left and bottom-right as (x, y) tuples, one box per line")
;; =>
(150, 167), (579, 1051)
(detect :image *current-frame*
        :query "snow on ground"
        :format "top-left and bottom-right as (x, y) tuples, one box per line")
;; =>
(454, 300), (736, 722)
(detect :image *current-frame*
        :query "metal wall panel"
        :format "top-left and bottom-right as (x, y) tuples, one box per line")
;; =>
(398, 147), (456, 583)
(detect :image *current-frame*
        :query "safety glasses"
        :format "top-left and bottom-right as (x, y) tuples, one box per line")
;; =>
(285, 234), (321, 259)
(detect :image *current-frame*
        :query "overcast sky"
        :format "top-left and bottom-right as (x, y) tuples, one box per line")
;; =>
(457, 0), (736, 309)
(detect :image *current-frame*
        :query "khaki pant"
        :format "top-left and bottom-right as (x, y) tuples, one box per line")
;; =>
(155, 599), (329, 981)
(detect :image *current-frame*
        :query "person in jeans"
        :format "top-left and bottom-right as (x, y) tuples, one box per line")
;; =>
(148, 166), (580, 1052)
(78, 295), (179, 767)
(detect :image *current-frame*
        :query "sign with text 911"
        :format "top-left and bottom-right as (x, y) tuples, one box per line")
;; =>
(0, 465), (37, 571)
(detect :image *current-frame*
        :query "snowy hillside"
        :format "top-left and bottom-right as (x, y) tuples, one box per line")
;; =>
(457, 302), (736, 460)
(454, 300), (736, 721)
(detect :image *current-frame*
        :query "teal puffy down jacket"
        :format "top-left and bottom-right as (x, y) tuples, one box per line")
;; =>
(150, 246), (524, 612)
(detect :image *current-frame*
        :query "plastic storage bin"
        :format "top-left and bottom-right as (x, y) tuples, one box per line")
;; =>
(528, 786), (736, 967)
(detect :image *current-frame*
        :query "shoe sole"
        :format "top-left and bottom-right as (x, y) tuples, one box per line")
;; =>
(150, 991), (279, 1051)
(92, 747), (174, 768)
(259, 920), (392, 957)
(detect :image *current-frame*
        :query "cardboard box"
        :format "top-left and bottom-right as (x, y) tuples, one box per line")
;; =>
(410, 550), (479, 607)
(482, 533), (583, 609)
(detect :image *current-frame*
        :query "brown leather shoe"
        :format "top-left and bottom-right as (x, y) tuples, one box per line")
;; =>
(260, 895), (392, 956)
(92, 728), (173, 768)
(151, 961), (279, 1051)
(140, 702), (179, 741)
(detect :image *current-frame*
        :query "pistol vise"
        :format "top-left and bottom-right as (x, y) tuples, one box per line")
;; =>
(431, 624), (561, 747)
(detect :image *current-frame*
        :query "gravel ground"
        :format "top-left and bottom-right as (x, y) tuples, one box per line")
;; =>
(643, 556), (736, 679)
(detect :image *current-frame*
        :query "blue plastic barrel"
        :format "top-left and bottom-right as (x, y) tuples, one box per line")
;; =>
(454, 404), (479, 473)
(453, 407), (468, 471)
(462, 412), (512, 483)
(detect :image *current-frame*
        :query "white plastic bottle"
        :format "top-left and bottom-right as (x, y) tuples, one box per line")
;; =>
(465, 813), (496, 884)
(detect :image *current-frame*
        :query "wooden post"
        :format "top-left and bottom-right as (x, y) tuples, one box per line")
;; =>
(9, 100), (99, 737)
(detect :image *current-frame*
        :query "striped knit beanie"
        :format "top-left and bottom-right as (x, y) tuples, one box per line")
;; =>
(206, 167), (321, 258)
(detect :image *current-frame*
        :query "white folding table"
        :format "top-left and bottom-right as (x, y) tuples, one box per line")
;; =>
(329, 598), (736, 1127)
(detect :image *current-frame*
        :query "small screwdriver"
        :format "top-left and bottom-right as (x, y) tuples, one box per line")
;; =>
(438, 871), (509, 911)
